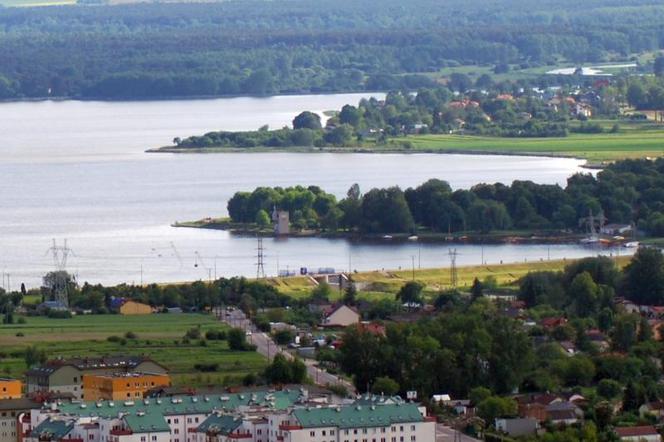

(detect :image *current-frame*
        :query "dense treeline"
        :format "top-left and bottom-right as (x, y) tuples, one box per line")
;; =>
(1, 0), (664, 99)
(174, 87), (575, 149)
(226, 158), (664, 236)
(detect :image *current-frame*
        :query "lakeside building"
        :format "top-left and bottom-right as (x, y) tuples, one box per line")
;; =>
(22, 389), (434, 442)
(26, 357), (168, 400)
(82, 373), (171, 401)
(0, 380), (22, 400)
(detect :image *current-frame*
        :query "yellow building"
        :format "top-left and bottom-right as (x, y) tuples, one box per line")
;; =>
(0, 378), (22, 399)
(83, 373), (170, 401)
(119, 300), (152, 315)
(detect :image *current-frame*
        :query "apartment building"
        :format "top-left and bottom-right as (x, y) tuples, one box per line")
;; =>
(23, 390), (434, 442)
(0, 398), (40, 442)
(83, 373), (171, 401)
(26, 357), (167, 400)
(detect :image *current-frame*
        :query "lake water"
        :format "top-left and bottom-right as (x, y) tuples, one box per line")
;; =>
(0, 93), (624, 288)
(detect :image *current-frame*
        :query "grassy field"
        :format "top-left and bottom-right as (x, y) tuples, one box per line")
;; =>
(399, 122), (664, 162)
(271, 256), (633, 299)
(0, 314), (266, 386)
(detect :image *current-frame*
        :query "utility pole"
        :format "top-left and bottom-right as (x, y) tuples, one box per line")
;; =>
(410, 255), (416, 281)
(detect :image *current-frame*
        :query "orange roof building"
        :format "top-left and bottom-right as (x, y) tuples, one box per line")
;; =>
(83, 372), (170, 401)
(0, 378), (22, 399)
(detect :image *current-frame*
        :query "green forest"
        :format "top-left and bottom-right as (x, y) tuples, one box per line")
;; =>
(1, 0), (664, 99)
(225, 158), (664, 237)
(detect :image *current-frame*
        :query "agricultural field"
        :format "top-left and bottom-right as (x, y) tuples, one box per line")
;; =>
(399, 121), (664, 162)
(0, 314), (266, 387)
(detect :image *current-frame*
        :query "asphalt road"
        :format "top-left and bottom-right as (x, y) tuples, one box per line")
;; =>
(220, 308), (356, 394)
(436, 424), (480, 442)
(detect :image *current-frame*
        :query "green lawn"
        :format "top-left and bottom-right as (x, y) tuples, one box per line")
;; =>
(399, 124), (664, 162)
(0, 314), (266, 387)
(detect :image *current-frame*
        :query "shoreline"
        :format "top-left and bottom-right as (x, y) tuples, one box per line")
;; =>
(173, 220), (600, 246)
(0, 90), (385, 104)
(149, 145), (602, 169)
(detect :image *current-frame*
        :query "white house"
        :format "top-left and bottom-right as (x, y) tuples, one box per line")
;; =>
(322, 305), (360, 328)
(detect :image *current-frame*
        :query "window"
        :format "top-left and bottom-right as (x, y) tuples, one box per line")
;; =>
(174, 429), (179, 434)
(152, 437), (157, 441)
(410, 437), (416, 442)
(323, 431), (326, 436)
(363, 429), (367, 434)
(399, 427), (404, 432)
(167, 419), (171, 424)
(381, 429), (386, 434)
(410, 426), (415, 431)
(141, 437), (146, 442)
(187, 418), (192, 424)
(310, 431), (316, 437)
(175, 419), (179, 424)
(345, 430), (350, 435)
(330, 430), (335, 436)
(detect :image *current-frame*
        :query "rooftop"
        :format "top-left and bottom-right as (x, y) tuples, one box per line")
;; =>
(615, 425), (659, 437)
(196, 414), (243, 435)
(0, 398), (41, 411)
(54, 389), (305, 419)
(292, 403), (423, 429)
(26, 356), (161, 376)
(32, 418), (75, 440)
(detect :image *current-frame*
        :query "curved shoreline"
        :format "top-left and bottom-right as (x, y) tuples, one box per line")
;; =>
(148, 145), (600, 169)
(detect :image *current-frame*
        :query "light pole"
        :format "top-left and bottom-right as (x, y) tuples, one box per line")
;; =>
(410, 255), (416, 281)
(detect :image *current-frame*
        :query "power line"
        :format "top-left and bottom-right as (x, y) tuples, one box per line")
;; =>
(256, 236), (266, 279)
(45, 239), (75, 307)
(449, 248), (459, 288)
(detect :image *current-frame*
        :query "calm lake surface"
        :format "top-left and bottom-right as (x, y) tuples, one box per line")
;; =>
(0, 93), (623, 287)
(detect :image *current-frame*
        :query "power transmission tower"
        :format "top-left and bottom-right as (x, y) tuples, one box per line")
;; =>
(256, 236), (266, 279)
(449, 248), (458, 288)
(45, 239), (75, 307)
